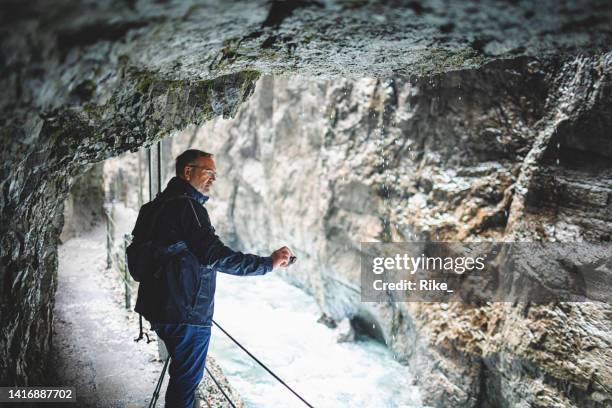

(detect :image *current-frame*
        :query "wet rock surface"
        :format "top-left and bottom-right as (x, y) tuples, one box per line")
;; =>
(60, 163), (105, 243)
(0, 1), (610, 407)
(1, 1), (259, 386)
(186, 56), (611, 407)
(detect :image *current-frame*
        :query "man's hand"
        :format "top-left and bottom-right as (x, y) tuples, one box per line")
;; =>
(271, 246), (294, 269)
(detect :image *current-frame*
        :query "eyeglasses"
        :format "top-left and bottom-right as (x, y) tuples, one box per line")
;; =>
(187, 165), (217, 178)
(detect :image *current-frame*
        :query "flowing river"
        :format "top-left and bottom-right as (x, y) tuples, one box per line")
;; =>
(209, 272), (422, 408)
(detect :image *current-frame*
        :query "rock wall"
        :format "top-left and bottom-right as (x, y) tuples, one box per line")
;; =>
(0, 0), (610, 403)
(187, 55), (611, 407)
(0, 1), (259, 384)
(59, 163), (105, 242)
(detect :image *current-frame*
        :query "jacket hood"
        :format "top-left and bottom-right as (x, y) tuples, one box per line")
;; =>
(162, 176), (210, 205)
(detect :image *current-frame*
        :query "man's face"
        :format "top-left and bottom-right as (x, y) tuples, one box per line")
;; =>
(183, 156), (217, 195)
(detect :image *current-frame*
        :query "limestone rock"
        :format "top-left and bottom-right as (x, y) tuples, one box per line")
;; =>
(0, 2), (610, 407)
(317, 313), (338, 329)
(60, 163), (105, 242)
(182, 54), (611, 407)
(336, 318), (355, 344)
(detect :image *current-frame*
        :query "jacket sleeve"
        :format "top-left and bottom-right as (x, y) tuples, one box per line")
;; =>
(181, 199), (273, 276)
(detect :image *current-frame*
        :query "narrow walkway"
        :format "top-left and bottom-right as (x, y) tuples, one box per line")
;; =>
(49, 224), (165, 407)
(49, 217), (244, 408)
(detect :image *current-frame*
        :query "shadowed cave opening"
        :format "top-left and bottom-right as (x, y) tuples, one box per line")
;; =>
(52, 77), (427, 407)
(49, 71), (612, 407)
(1, 1), (612, 408)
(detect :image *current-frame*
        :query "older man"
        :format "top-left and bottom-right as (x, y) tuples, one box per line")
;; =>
(133, 149), (293, 408)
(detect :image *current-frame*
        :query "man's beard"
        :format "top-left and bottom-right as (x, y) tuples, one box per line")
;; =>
(199, 183), (211, 194)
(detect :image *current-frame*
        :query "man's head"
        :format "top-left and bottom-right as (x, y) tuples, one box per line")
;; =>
(175, 149), (217, 195)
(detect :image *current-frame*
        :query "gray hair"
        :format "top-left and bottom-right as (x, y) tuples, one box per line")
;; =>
(175, 149), (213, 176)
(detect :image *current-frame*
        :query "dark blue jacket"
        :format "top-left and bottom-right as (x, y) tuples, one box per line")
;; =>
(134, 177), (273, 326)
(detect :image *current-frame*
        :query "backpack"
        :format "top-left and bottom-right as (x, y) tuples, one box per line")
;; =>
(127, 195), (200, 282)
(126, 196), (172, 283)
(128, 195), (194, 343)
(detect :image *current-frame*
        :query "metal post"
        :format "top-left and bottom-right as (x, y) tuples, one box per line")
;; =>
(148, 357), (170, 408)
(105, 203), (114, 269)
(148, 141), (163, 199)
(105, 206), (112, 269)
(123, 236), (131, 309)
(148, 148), (154, 200)
(148, 141), (167, 361)
(157, 140), (162, 192)
(138, 149), (144, 208)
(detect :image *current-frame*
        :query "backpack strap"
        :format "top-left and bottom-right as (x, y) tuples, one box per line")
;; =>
(142, 197), (170, 242)
(186, 196), (202, 228)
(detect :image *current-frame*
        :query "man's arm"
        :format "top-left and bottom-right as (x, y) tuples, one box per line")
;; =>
(181, 199), (273, 276)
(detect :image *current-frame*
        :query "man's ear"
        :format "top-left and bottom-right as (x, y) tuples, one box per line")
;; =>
(183, 166), (192, 181)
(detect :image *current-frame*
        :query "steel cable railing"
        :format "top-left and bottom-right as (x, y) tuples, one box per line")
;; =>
(212, 319), (315, 408)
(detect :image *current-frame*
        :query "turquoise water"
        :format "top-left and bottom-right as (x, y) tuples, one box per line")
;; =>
(209, 272), (422, 408)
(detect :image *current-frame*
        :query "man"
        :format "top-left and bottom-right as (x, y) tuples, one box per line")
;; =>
(133, 149), (293, 408)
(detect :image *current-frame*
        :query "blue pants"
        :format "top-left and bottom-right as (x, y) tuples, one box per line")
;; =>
(152, 324), (212, 408)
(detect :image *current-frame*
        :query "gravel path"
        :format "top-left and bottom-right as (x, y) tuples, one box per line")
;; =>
(47, 221), (245, 407)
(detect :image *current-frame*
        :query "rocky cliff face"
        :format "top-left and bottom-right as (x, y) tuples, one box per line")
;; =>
(0, 1), (259, 385)
(189, 55), (611, 407)
(60, 163), (105, 242)
(0, 1), (610, 406)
